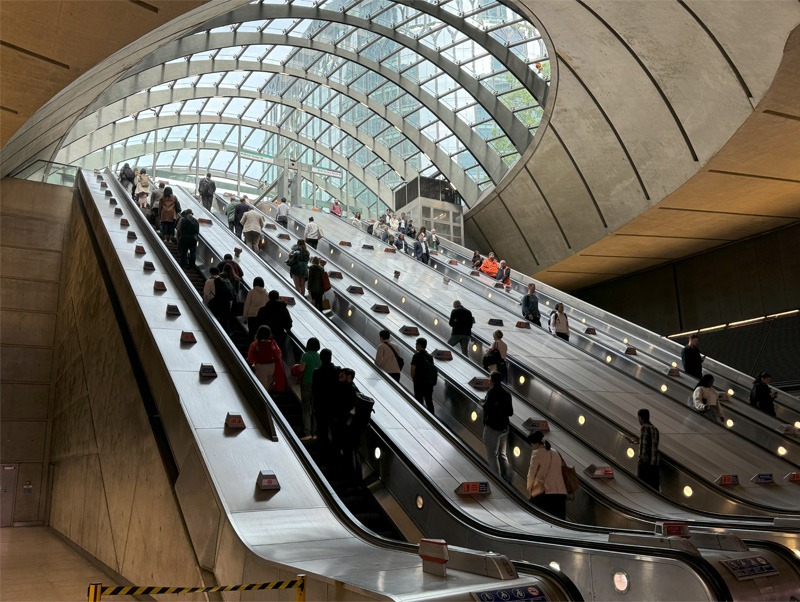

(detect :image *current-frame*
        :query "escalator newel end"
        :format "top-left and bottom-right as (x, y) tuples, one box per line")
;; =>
(199, 364), (218, 379)
(180, 331), (197, 345)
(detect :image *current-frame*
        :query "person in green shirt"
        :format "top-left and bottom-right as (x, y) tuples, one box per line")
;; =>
(299, 338), (322, 441)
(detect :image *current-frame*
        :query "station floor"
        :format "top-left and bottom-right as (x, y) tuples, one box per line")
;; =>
(0, 527), (123, 601)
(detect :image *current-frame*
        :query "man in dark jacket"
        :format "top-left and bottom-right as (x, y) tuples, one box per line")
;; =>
(332, 368), (360, 478)
(448, 300), (474, 355)
(176, 209), (200, 267)
(233, 196), (251, 240)
(410, 338), (436, 413)
(118, 163), (135, 193)
(482, 371), (513, 484)
(312, 348), (340, 447)
(255, 290), (292, 351)
(413, 233), (429, 264)
(521, 283), (542, 327)
(681, 334), (704, 379)
(198, 173), (216, 210)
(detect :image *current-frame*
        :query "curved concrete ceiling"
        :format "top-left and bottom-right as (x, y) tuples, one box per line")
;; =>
(2, 0), (799, 292)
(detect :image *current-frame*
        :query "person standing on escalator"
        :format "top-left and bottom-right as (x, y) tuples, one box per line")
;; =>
(198, 173), (216, 210)
(526, 431), (567, 519)
(176, 209), (199, 267)
(158, 187), (178, 243)
(633, 408), (660, 491)
(234, 196), (251, 240)
(481, 371), (514, 485)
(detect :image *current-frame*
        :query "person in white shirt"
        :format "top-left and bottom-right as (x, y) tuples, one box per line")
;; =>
(693, 374), (725, 423)
(526, 431), (567, 519)
(375, 330), (402, 382)
(549, 302), (570, 342)
(203, 267), (220, 305)
(275, 197), (289, 228)
(240, 209), (265, 251)
(304, 217), (322, 249)
(242, 277), (269, 337)
(486, 330), (508, 381)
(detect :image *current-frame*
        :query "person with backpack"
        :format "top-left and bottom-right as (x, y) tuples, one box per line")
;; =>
(203, 266), (234, 332)
(224, 198), (238, 232)
(750, 372), (778, 417)
(307, 256), (326, 311)
(549, 302), (570, 342)
(312, 348), (340, 448)
(198, 173), (216, 210)
(256, 290), (293, 352)
(176, 209), (200, 267)
(481, 371), (514, 484)
(526, 430), (567, 519)
(118, 163), (135, 193)
(375, 329), (403, 383)
(410, 337), (437, 413)
(135, 168), (151, 208)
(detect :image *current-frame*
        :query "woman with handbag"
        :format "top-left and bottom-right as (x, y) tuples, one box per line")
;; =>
(484, 330), (508, 381)
(288, 239), (310, 297)
(247, 325), (287, 393)
(692, 373), (725, 423)
(526, 430), (567, 519)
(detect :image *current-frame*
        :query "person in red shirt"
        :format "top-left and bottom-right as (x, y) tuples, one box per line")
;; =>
(479, 252), (499, 278)
(247, 326), (287, 392)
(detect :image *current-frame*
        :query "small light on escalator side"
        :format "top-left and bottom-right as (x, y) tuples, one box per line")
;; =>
(671, 361), (677, 368)
(660, 384), (668, 392)
(683, 486), (693, 497)
(606, 355), (612, 363)
(459, 277), (463, 282)
(578, 415), (586, 426)
(347, 309), (352, 317)
(488, 293), (492, 299)
(795, 421), (800, 429)
(612, 570), (629, 594)
(549, 561), (560, 571)
(434, 318), (439, 326)
(778, 446), (787, 456)
(545, 301), (550, 306)
(513, 446), (521, 458)
(472, 344), (478, 352)
(519, 376), (526, 385)
(401, 297), (406, 303)
(374, 447), (381, 460)
(726, 419), (734, 428)
(415, 495), (424, 510)
(470, 411), (478, 422)
(351, 263), (354, 268)
(374, 279), (378, 285)
(278, 252), (282, 258)
(626, 448), (635, 458)
(623, 338), (629, 344)
(581, 318), (586, 323)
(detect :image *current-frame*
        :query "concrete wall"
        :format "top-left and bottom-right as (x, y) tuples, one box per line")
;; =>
(575, 223), (800, 335)
(46, 201), (204, 590)
(0, 178), (71, 525)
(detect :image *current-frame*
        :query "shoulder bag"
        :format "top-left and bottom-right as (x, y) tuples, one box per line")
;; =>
(560, 454), (580, 494)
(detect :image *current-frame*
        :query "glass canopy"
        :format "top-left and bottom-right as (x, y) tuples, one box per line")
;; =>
(56, 0), (550, 213)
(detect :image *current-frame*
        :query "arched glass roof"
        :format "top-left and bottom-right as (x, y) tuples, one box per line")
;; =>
(55, 0), (550, 213)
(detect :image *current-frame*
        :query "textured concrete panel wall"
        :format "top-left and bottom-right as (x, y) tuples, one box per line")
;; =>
(576, 223), (800, 334)
(0, 178), (71, 524)
(47, 205), (204, 590)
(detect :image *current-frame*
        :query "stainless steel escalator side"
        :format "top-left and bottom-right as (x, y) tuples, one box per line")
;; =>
(267, 207), (800, 515)
(176, 189), (791, 602)
(412, 225), (800, 415)
(84, 170), (575, 602)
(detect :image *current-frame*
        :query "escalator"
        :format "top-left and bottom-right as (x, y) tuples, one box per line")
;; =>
(174, 188), (800, 600)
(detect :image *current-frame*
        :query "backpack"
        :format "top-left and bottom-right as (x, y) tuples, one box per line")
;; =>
(182, 217), (199, 238)
(749, 385), (758, 407)
(351, 392), (375, 430)
(425, 354), (438, 387)
(199, 178), (209, 195)
(213, 278), (234, 306)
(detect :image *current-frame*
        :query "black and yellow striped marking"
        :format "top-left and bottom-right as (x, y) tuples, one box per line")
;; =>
(88, 576), (304, 600)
